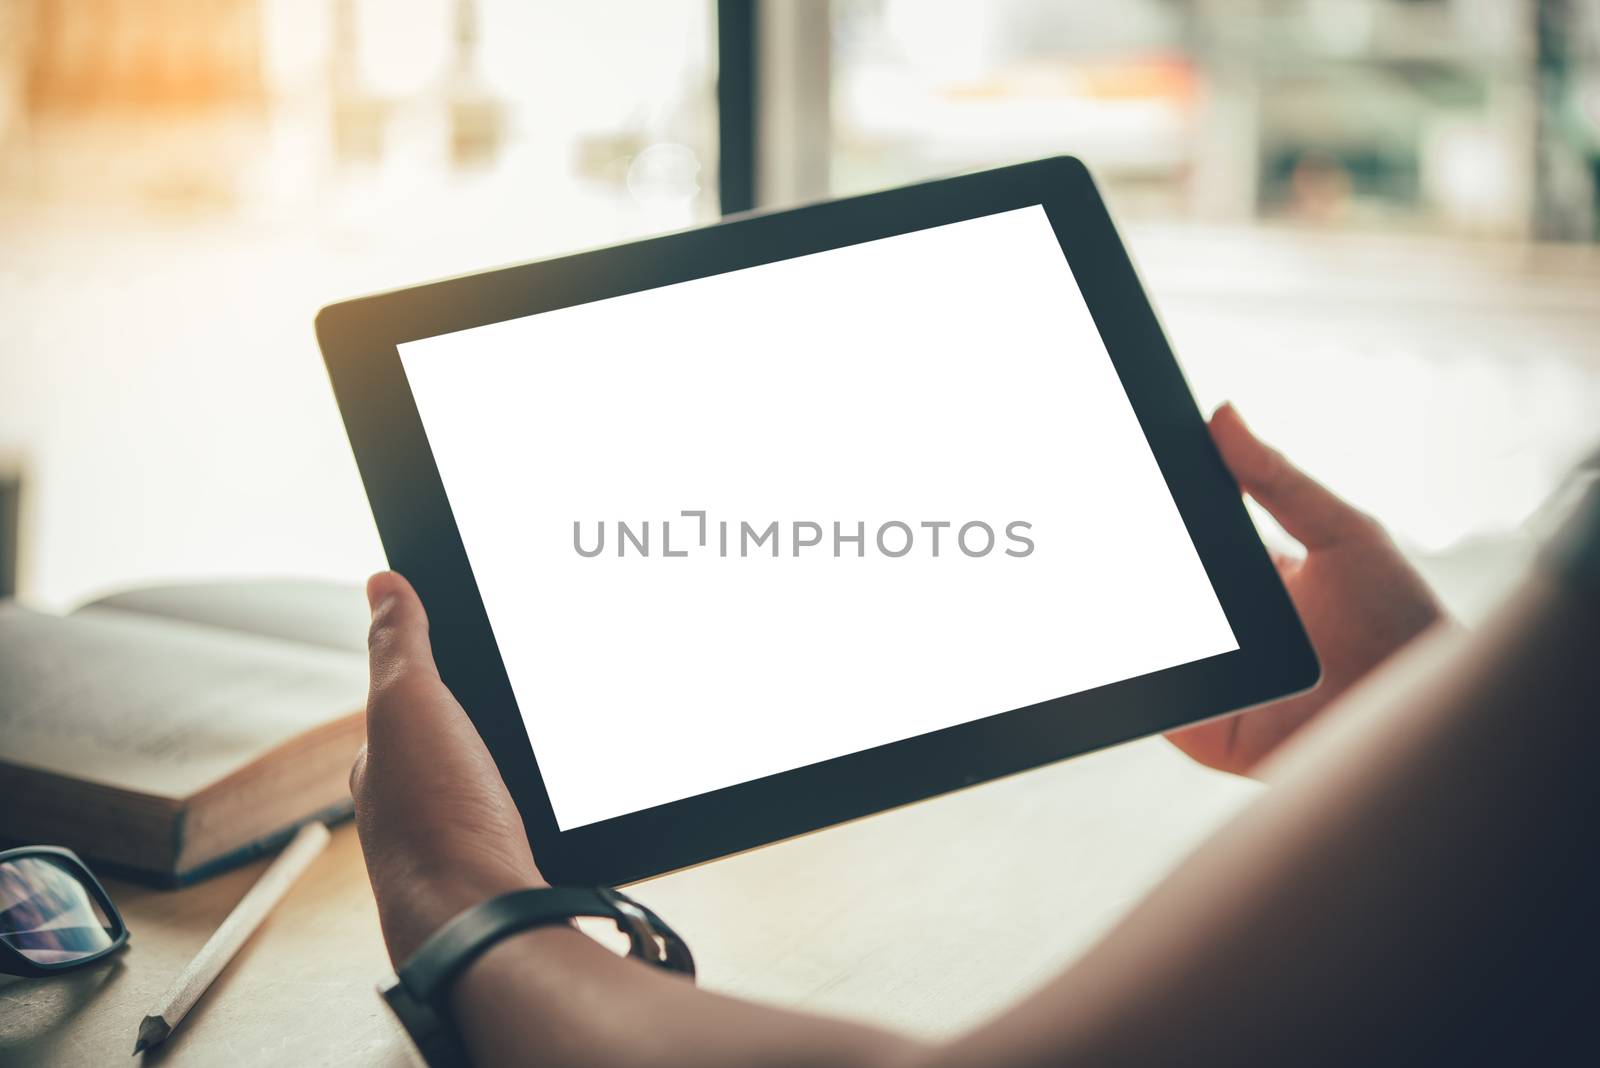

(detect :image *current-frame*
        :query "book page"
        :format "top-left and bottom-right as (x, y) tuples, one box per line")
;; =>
(0, 604), (366, 798)
(80, 580), (368, 654)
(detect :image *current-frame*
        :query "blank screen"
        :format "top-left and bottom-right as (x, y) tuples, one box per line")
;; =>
(399, 205), (1236, 830)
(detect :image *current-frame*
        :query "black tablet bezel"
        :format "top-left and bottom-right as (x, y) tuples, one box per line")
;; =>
(317, 156), (1318, 886)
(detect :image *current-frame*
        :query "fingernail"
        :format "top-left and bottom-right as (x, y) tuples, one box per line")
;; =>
(365, 572), (390, 613)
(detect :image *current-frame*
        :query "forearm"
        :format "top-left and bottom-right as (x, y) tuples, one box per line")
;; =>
(453, 923), (925, 1068)
(451, 567), (1599, 1067)
(934, 571), (1600, 1066)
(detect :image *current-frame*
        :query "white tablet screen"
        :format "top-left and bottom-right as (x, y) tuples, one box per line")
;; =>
(398, 205), (1237, 831)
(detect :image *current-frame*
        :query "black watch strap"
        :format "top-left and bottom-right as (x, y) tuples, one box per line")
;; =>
(380, 886), (694, 1067)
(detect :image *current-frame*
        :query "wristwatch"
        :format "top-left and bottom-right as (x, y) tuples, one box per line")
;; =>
(379, 886), (695, 1067)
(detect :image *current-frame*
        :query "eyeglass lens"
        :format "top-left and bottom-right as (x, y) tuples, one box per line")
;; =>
(0, 854), (119, 965)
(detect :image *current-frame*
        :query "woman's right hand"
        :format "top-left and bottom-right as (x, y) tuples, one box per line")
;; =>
(1165, 403), (1447, 776)
(352, 571), (545, 965)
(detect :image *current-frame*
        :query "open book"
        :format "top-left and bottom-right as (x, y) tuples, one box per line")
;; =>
(0, 581), (368, 885)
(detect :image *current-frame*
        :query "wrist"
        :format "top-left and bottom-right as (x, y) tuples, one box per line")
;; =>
(448, 924), (589, 1039)
(379, 886), (695, 1067)
(379, 868), (547, 965)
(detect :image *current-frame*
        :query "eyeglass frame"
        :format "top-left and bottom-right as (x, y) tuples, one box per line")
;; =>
(0, 845), (129, 978)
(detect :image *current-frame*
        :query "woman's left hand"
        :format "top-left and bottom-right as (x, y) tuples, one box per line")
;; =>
(1165, 405), (1447, 775)
(351, 571), (545, 963)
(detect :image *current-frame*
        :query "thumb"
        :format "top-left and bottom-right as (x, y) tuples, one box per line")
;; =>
(366, 571), (440, 694)
(1209, 403), (1376, 550)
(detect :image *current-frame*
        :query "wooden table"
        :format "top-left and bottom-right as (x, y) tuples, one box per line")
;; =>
(1, 738), (1256, 1066)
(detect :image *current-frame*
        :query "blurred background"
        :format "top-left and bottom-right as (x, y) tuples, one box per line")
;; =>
(1, 0), (1598, 620)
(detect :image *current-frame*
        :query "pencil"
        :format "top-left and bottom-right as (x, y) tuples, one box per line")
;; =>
(133, 821), (332, 1055)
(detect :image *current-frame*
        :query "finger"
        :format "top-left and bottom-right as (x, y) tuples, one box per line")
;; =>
(366, 571), (440, 695)
(349, 743), (368, 796)
(1209, 403), (1375, 550)
(1164, 717), (1239, 774)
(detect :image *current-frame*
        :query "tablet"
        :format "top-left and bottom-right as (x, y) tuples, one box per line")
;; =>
(318, 156), (1317, 885)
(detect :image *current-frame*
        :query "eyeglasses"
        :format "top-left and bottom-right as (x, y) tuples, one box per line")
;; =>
(0, 845), (129, 977)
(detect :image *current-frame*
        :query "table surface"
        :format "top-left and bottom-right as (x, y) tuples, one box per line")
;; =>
(1, 737), (1256, 1066)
